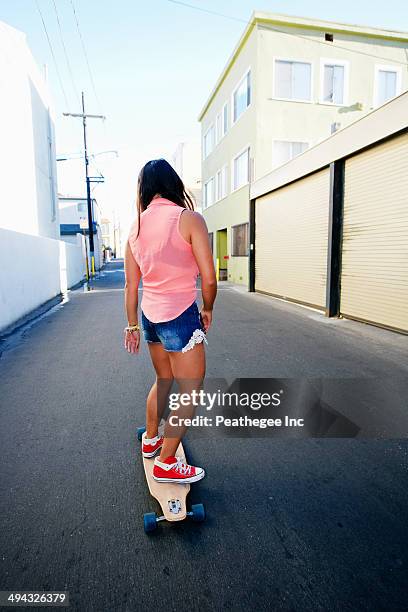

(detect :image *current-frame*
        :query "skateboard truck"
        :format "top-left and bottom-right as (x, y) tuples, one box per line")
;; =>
(156, 510), (195, 521)
(143, 503), (206, 532)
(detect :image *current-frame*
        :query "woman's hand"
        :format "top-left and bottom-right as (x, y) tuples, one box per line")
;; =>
(124, 329), (140, 354)
(200, 308), (212, 333)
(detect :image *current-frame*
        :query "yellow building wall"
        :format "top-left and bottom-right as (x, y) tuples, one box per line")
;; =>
(201, 27), (257, 286)
(204, 184), (250, 285)
(201, 19), (408, 287)
(255, 23), (408, 179)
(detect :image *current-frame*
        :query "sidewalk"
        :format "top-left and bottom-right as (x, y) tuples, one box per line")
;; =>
(0, 260), (407, 611)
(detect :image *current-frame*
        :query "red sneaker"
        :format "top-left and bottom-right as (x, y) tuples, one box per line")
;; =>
(142, 433), (163, 458)
(153, 456), (205, 483)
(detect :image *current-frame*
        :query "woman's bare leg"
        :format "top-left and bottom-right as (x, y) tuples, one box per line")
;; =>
(146, 343), (173, 439)
(159, 342), (206, 460)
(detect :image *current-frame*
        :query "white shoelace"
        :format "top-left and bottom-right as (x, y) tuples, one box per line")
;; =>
(174, 457), (192, 476)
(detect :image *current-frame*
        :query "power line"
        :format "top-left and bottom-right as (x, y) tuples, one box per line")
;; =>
(167, 0), (248, 24)
(51, 0), (80, 107)
(166, 0), (408, 66)
(69, 0), (103, 113)
(63, 92), (106, 276)
(34, 0), (70, 109)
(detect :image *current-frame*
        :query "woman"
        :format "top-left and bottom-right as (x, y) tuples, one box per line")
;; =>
(124, 159), (217, 484)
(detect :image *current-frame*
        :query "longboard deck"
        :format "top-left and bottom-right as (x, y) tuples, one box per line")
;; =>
(142, 438), (190, 522)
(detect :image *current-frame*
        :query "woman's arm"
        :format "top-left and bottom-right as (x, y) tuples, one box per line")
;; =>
(124, 240), (142, 353)
(187, 212), (217, 332)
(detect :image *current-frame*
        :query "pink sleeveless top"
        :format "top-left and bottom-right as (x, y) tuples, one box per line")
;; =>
(128, 198), (199, 323)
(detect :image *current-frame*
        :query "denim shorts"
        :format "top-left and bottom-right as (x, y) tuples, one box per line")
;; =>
(141, 301), (208, 353)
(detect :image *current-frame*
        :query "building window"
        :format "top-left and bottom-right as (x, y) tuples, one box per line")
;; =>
(233, 70), (251, 123)
(204, 177), (215, 209)
(274, 59), (312, 102)
(203, 124), (215, 158)
(215, 104), (229, 143)
(77, 202), (87, 213)
(215, 112), (222, 145)
(374, 65), (402, 107)
(232, 148), (249, 191)
(222, 102), (228, 136)
(215, 165), (228, 201)
(321, 60), (347, 105)
(273, 141), (309, 169)
(231, 223), (249, 257)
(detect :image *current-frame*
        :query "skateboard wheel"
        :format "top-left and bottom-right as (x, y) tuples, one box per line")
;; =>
(137, 427), (146, 442)
(191, 503), (205, 523)
(143, 512), (158, 533)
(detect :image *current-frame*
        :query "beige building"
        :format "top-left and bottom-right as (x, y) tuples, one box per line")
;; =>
(199, 11), (408, 285)
(100, 216), (114, 255)
(171, 141), (202, 212)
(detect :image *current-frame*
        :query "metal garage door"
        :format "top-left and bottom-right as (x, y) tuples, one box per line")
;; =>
(341, 132), (408, 332)
(255, 168), (330, 309)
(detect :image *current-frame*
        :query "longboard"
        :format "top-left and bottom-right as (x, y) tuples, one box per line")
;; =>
(137, 427), (205, 533)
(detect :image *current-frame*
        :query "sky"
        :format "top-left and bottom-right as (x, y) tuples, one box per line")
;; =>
(1, 0), (408, 232)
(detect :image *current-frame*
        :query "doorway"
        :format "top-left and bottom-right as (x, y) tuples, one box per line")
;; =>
(217, 228), (228, 281)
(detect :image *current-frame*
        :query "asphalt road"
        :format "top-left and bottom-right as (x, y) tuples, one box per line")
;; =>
(1, 260), (407, 612)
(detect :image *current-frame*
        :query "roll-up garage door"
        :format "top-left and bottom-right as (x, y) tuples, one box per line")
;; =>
(255, 168), (330, 309)
(340, 132), (408, 333)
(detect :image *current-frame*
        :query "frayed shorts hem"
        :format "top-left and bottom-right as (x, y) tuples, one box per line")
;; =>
(141, 302), (207, 353)
(145, 339), (206, 353)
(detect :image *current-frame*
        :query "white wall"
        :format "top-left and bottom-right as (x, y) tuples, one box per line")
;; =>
(0, 228), (86, 332)
(59, 234), (87, 293)
(59, 200), (82, 224)
(0, 21), (59, 239)
(0, 22), (88, 333)
(58, 198), (102, 225)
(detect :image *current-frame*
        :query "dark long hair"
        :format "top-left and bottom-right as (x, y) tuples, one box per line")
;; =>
(136, 159), (195, 237)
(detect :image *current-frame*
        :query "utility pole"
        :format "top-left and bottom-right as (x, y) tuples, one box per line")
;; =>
(63, 92), (105, 278)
